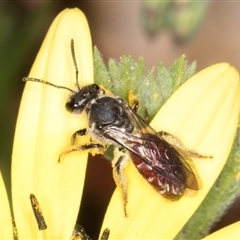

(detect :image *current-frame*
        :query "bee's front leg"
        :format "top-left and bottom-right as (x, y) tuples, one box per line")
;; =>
(58, 143), (105, 163)
(71, 128), (87, 144)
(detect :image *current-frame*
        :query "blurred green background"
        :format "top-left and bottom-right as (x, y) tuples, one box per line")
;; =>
(1, 1), (240, 239)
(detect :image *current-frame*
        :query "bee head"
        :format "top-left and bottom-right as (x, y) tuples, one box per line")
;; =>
(66, 84), (101, 114)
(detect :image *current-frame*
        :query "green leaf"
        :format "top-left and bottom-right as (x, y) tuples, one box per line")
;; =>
(94, 50), (195, 121)
(170, 55), (196, 89)
(93, 46), (110, 89)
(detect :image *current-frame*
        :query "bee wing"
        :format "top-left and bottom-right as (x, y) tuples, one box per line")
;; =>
(169, 145), (202, 190)
(103, 103), (200, 191)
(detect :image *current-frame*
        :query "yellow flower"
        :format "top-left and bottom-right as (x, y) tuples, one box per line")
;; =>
(1, 7), (239, 240)
(0, 172), (12, 238)
(203, 221), (240, 239)
(11, 8), (93, 239)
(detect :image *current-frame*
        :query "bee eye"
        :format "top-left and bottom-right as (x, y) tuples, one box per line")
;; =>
(65, 101), (75, 112)
(66, 100), (80, 113)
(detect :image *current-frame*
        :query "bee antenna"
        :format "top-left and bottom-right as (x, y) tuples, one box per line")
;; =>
(22, 77), (75, 93)
(71, 39), (80, 91)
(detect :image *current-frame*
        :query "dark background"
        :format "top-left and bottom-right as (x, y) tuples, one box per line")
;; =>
(1, 1), (240, 239)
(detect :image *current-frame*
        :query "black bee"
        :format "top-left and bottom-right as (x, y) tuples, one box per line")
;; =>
(23, 39), (204, 216)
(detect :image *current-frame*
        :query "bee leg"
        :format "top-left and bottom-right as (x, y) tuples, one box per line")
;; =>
(159, 131), (211, 159)
(158, 131), (182, 146)
(132, 100), (139, 112)
(58, 143), (104, 163)
(112, 150), (129, 217)
(128, 92), (139, 112)
(71, 128), (87, 144)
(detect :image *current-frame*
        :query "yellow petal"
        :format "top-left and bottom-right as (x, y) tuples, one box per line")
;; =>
(202, 221), (240, 239)
(101, 63), (240, 239)
(0, 172), (12, 238)
(12, 8), (93, 239)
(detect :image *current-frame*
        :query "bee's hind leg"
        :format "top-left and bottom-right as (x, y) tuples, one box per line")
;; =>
(112, 148), (130, 217)
(159, 131), (211, 159)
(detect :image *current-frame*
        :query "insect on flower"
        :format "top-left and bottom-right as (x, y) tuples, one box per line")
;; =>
(23, 39), (207, 217)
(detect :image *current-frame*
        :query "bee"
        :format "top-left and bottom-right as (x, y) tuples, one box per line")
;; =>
(23, 39), (205, 217)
